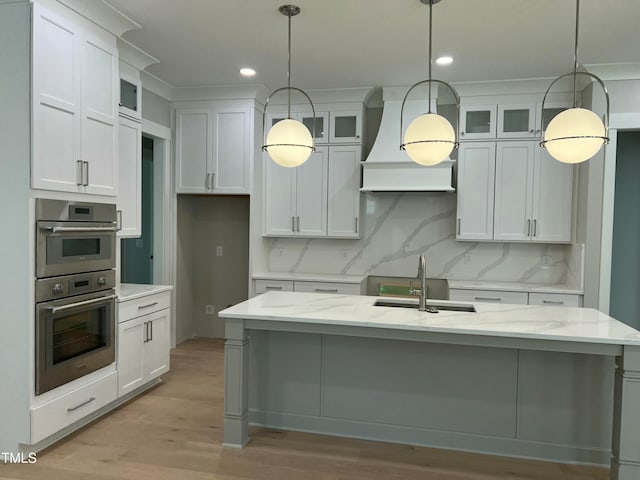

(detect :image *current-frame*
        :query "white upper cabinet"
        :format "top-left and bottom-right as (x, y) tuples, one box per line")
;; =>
(266, 111), (330, 145)
(460, 105), (497, 140)
(329, 110), (363, 143)
(263, 147), (328, 237)
(327, 145), (361, 238)
(118, 61), (141, 121)
(175, 106), (252, 194)
(456, 142), (496, 241)
(497, 104), (537, 139)
(493, 141), (535, 241)
(117, 116), (142, 238)
(31, 2), (118, 196)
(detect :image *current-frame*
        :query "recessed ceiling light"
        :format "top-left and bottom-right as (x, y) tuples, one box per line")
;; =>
(435, 56), (453, 65)
(240, 67), (256, 77)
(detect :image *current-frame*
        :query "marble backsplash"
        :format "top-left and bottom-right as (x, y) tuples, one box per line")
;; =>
(266, 192), (583, 285)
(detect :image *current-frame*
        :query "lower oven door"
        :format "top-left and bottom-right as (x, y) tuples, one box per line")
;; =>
(36, 290), (116, 395)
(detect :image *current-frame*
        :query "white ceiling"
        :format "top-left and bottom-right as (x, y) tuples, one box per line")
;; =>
(107, 0), (640, 91)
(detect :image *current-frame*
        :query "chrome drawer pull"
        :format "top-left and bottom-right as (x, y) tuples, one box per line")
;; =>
(315, 288), (338, 293)
(43, 226), (118, 233)
(265, 286), (283, 290)
(138, 302), (159, 310)
(67, 397), (96, 413)
(542, 300), (564, 305)
(474, 296), (502, 302)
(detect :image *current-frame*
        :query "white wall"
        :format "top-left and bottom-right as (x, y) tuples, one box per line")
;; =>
(142, 87), (171, 127)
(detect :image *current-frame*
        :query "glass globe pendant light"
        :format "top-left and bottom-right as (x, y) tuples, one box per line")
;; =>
(540, 0), (609, 164)
(262, 5), (316, 168)
(400, 0), (459, 166)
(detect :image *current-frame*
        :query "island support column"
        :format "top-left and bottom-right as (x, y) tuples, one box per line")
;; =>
(223, 318), (249, 447)
(611, 345), (640, 479)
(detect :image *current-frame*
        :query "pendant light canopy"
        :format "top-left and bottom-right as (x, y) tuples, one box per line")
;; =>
(400, 0), (459, 166)
(262, 5), (316, 168)
(540, 0), (609, 164)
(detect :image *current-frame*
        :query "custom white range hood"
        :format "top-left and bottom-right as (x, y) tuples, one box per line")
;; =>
(361, 87), (455, 192)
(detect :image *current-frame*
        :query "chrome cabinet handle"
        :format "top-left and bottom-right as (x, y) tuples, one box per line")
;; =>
(144, 321), (149, 343)
(83, 161), (89, 186)
(315, 288), (338, 293)
(296, 216), (300, 232)
(77, 160), (84, 186)
(116, 210), (122, 231)
(47, 294), (117, 313)
(149, 320), (153, 342)
(355, 217), (358, 234)
(527, 219), (531, 236)
(138, 302), (159, 310)
(42, 226), (118, 233)
(291, 216), (295, 232)
(67, 397), (96, 413)
(265, 285), (283, 290)
(460, 132), (465, 136)
(474, 296), (502, 302)
(457, 218), (461, 235)
(206, 173), (210, 189)
(543, 300), (564, 305)
(210, 173), (215, 190)
(533, 219), (537, 237)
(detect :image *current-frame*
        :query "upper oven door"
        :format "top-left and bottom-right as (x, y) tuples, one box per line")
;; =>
(37, 221), (116, 278)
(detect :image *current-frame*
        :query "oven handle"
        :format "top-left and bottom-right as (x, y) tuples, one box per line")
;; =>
(47, 294), (117, 313)
(42, 226), (118, 233)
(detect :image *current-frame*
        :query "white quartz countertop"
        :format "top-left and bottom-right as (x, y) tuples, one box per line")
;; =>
(253, 272), (366, 284)
(219, 291), (640, 347)
(448, 280), (583, 295)
(117, 283), (173, 302)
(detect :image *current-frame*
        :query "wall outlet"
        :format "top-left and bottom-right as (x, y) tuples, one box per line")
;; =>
(278, 248), (284, 257)
(341, 249), (348, 260)
(205, 305), (215, 315)
(542, 255), (552, 266)
(216, 246), (223, 257)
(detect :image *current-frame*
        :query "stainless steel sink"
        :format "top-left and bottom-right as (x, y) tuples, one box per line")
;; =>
(373, 298), (476, 313)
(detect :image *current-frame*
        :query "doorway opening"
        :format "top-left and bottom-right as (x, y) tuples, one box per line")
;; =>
(122, 136), (154, 284)
(609, 130), (640, 328)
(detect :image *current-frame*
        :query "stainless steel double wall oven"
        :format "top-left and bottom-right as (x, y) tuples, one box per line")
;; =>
(35, 199), (118, 395)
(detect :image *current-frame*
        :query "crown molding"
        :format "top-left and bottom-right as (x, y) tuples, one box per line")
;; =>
(117, 38), (159, 71)
(585, 63), (640, 81)
(140, 70), (175, 101)
(57, 0), (140, 37)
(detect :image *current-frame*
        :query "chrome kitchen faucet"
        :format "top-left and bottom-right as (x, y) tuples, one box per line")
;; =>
(409, 254), (438, 313)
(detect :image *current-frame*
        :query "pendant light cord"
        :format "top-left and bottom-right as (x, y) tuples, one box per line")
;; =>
(428, 0), (433, 113)
(287, 8), (292, 118)
(573, 0), (580, 108)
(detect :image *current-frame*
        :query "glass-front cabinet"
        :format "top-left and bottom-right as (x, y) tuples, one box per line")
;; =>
(460, 105), (496, 139)
(329, 110), (362, 143)
(498, 103), (537, 138)
(266, 111), (329, 144)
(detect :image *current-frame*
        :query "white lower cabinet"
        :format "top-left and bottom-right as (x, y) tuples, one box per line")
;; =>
(117, 292), (171, 398)
(254, 279), (294, 295)
(449, 288), (582, 307)
(117, 116), (142, 237)
(294, 281), (362, 295)
(31, 371), (117, 444)
(449, 288), (529, 305)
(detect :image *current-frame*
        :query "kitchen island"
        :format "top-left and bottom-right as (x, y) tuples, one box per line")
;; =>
(219, 292), (640, 480)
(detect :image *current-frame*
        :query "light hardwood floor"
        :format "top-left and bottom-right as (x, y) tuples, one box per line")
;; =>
(1, 338), (608, 480)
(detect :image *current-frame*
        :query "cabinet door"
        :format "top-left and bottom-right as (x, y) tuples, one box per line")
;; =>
(327, 145), (361, 238)
(460, 105), (496, 140)
(117, 316), (145, 397)
(531, 148), (574, 242)
(144, 310), (170, 380)
(456, 143), (496, 240)
(449, 288), (528, 305)
(493, 141), (535, 241)
(497, 104), (536, 139)
(31, 3), (82, 193)
(117, 117), (141, 238)
(81, 27), (118, 196)
(300, 111), (329, 144)
(175, 108), (211, 193)
(211, 108), (251, 194)
(296, 146), (328, 236)
(329, 110), (362, 143)
(264, 155), (296, 235)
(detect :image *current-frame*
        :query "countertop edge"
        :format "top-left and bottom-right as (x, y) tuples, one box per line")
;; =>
(117, 284), (174, 302)
(252, 272), (367, 284)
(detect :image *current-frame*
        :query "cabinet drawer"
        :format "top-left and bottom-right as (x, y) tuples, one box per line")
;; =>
(294, 281), (362, 295)
(449, 288), (528, 305)
(254, 279), (294, 295)
(528, 292), (582, 307)
(118, 292), (171, 323)
(31, 371), (117, 444)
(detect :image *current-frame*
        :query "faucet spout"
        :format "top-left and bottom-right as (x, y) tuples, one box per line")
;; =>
(417, 254), (427, 311)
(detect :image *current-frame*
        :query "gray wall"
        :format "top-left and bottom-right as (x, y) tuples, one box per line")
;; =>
(0, 0), (32, 451)
(142, 87), (171, 127)
(610, 131), (640, 328)
(176, 196), (250, 341)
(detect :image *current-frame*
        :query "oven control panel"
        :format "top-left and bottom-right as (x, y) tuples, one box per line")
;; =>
(36, 270), (116, 303)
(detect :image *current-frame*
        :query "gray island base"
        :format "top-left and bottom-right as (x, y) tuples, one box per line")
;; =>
(219, 292), (640, 480)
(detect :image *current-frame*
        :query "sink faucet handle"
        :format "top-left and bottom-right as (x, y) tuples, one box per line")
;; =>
(408, 280), (419, 296)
